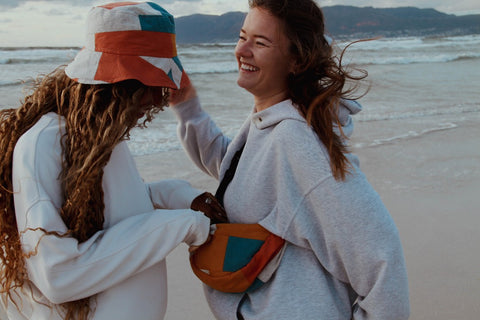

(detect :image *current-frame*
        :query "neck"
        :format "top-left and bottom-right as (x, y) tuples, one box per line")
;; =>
(253, 91), (289, 112)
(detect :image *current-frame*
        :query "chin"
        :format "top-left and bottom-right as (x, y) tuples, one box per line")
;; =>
(236, 76), (252, 91)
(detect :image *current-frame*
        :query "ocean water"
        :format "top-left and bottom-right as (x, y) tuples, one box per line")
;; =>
(1, 35), (479, 156)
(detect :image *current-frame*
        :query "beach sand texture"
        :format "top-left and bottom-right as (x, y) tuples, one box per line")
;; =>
(1, 46), (479, 319)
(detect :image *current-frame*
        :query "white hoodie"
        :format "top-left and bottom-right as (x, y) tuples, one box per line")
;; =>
(3, 112), (210, 320)
(173, 98), (410, 320)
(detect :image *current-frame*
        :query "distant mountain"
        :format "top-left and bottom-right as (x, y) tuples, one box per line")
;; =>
(175, 6), (480, 43)
(323, 6), (480, 38)
(175, 11), (245, 43)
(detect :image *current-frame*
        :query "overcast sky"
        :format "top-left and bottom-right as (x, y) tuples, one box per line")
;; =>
(1, 0), (479, 46)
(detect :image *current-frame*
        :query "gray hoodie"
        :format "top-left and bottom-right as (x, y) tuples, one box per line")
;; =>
(173, 98), (410, 320)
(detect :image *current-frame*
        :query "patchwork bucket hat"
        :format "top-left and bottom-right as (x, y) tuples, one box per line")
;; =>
(65, 2), (189, 89)
(190, 223), (286, 293)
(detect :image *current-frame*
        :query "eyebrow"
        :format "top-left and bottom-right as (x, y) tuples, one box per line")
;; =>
(240, 28), (273, 43)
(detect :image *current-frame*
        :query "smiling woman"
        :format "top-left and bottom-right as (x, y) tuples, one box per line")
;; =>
(169, 0), (410, 319)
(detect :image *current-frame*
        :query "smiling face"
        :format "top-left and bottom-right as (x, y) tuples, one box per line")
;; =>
(235, 7), (295, 111)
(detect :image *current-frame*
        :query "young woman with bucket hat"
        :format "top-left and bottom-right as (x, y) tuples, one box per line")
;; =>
(0, 2), (226, 319)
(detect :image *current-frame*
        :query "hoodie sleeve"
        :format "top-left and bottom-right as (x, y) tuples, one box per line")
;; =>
(16, 199), (210, 304)
(285, 169), (410, 320)
(171, 97), (230, 179)
(264, 118), (409, 319)
(148, 179), (203, 209)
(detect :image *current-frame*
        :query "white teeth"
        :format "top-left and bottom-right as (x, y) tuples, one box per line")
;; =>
(241, 63), (259, 71)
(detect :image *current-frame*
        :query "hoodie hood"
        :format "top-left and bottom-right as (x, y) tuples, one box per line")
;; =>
(249, 99), (362, 140)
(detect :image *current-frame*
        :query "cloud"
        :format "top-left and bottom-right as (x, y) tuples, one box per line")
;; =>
(0, 0), (19, 8)
(46, 7), (71, 16)
(0, 0), (92, 8)
(0, 0), (203, 9)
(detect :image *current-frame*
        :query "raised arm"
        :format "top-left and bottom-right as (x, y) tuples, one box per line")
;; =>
(171, 95), (230, 179)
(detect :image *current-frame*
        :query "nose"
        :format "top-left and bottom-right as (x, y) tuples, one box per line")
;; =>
(235, 39), (252, 58)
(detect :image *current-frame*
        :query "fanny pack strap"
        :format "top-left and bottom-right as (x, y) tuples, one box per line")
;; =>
(215, 144), (245, 207)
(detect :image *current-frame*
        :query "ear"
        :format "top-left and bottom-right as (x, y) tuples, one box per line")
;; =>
(288, 58), (300, 76)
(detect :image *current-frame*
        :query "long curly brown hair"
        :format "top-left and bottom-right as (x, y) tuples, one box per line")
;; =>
(0, 67), (168, 319)
(249, 0), (369, 180)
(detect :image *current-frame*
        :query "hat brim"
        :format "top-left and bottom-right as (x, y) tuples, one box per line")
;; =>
(65, 48), (189, 89)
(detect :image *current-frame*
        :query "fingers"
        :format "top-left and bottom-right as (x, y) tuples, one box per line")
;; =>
(168, 84), (197, 106)
(212, 209), (228, 224)
(189, 245), (200, 253)
(191, 192), (229, 224)
(189, 235), (212, 253)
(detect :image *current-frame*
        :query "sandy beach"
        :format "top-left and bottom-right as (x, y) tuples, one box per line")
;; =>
(135, 115), (480, 320)
(1, 42), (479, 319)
(0, 118), (477, 320)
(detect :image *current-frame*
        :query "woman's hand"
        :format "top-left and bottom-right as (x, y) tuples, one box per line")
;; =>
(189, 234), (212, 253)
(168, 84), (197, 106)
(191, 192), (228, 224)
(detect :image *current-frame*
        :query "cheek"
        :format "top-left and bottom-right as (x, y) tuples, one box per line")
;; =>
(268, 54), (291, 77)
(234, 50), (242, 66)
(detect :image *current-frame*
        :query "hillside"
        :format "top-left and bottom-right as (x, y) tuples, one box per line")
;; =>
(175, 6), (480, 43)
